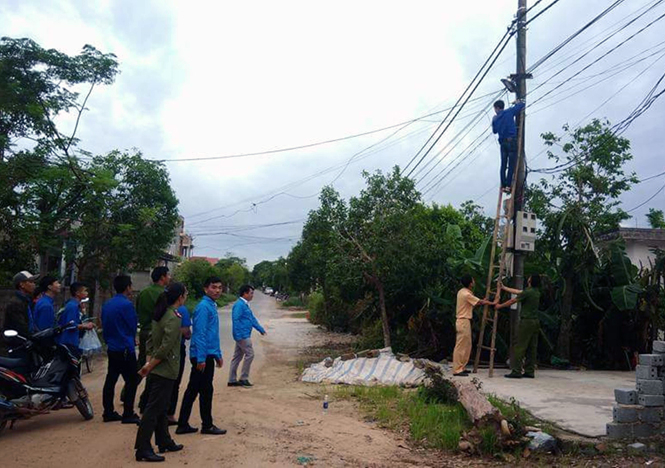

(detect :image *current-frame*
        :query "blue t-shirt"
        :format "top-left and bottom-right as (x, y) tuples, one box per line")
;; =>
(492, 101), (525, 141)
(34, 295), (56, 331)
(177, 305), (191, 346)
(57, 299), (82, 348)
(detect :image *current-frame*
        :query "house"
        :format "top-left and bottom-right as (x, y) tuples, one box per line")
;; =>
(598, 228), (665, 269)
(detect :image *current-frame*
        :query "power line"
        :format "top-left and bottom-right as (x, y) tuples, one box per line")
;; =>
(405, 32), (516, 178)
(528, 0), (628, 72)
(626, 183), (665, 213)
(525, 0), (562, 26)
(148, 92), (498, 164)
(403, 24), (516, 177)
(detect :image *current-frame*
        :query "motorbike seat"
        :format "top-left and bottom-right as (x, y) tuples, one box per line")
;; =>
(0, 356), (28, 369)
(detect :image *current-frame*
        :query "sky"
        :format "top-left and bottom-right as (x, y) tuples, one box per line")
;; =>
(3, 0), (665, 268)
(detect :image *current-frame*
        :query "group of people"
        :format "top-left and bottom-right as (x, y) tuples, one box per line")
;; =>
(452, 273), (542, 379)
(0, 266), (267, 463)
(0, 271), (95, 357)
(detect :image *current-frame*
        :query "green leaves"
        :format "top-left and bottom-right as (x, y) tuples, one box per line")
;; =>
(610, 284), (642, 311)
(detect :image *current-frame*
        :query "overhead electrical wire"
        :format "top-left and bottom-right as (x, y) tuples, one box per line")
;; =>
(403, 25), (517, 177)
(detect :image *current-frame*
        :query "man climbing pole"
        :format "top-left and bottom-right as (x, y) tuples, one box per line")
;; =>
(492, 99), (525, 193)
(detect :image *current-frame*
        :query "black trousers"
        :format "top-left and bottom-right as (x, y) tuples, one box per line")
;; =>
(178, 356), (215, 428)
(103, 350), (138, 417)
(134, 374), (175, 452)
(167, 343), (187, 417)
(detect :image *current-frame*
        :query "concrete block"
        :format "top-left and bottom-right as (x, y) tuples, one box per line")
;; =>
(637, 379), (665, 395)
(636, 365), (659, 380)
(639, 354), (664, 367)
(606, 422), (632, 439)
(639, 406), (663, 423)
(613, 404), (639, 423)
(653, 341), (665, 354)
(615, 388), (638, 405)
(633, 422), (659, 438)
(638, 394), (665, 407)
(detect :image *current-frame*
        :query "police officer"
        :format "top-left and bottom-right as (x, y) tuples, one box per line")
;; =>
(167, 303), (191, 425)
(101, 275), (140, 424)
(496, 274), (542, 379)
(135, 267), (171, 411)
(134, 282), (187, 462)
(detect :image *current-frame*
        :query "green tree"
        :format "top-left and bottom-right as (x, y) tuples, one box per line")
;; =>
(174, 259), (223, 299)
(67, 150), (180, 291)
(647, 208), (665, 229)
(0, 37), (119, 278)
(528, 119), (637, 359)
(216, 255), (250, 294)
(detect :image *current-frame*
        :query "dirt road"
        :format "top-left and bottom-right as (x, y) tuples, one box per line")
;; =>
(0, 292), (440, 467)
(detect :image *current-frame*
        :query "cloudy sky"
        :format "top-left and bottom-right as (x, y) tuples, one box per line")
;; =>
(3, 0), (664, 267)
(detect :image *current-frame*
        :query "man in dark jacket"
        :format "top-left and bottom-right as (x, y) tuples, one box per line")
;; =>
(0, 271), (39, 356)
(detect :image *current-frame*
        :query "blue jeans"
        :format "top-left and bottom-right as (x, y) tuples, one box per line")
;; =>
(500, 138), (518, 188)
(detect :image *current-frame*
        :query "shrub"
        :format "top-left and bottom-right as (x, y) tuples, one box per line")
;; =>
(307, 291), (325, 324)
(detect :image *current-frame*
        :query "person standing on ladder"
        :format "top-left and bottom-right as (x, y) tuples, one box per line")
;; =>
(495, 274), (542, 379)
(453, 274), (497, 377)
(492, 99), (525, 193)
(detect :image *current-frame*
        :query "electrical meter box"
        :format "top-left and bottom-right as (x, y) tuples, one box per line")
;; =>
(515, 211), (537, 251)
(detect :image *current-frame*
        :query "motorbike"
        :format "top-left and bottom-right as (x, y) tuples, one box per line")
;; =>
(0, 323), (94, 435)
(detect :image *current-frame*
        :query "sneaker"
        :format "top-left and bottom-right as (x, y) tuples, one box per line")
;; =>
(452, 371), (469, 377)
(175, 424), (198, 434)
(122, 413), (141, 425)
(238, 380), (253, 387)
(201, 425), (227, 435)
(522, 373), (535, 379)
(103, 411), (123, 422)
(227, 382), (240, 387)
(504, 372), (523, 379)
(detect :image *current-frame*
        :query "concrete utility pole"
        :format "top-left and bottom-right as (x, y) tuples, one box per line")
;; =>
(510, 0), (529, 361)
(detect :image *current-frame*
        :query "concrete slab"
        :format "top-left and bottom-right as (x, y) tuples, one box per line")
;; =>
(471, 368), (635, 437)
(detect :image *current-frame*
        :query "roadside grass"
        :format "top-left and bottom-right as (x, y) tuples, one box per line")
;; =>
(486, 394), (557, 435)
(333, 385), (471, 451)
(288, 312), (308, 319)
(280, 297), (306, 308)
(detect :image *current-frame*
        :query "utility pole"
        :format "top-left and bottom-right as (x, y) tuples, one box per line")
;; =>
(510, 0), (529, 362)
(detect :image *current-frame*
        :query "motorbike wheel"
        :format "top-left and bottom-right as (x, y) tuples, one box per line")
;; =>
(72, 379), (94, 421)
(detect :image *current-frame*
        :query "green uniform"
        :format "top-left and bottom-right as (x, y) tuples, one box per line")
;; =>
(134, 306), (181, 454)
(149, 307), (183, 380)
(512, 287), (541, 376)
(136, 284), (164, 366)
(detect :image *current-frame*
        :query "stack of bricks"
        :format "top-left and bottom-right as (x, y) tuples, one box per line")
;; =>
(607, 341), (665, 439)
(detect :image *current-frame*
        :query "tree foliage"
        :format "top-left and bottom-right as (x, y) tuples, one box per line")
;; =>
(528, 119), (638, 360)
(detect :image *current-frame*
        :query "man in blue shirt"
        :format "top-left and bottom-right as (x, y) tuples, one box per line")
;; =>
(492, 99), (525, 193)
(57, 282), (94, 354)
(34, 275), (61, 331)
(167, 303), (192, 424)
(101, 275), (140, 425)
(176, 276), (226, 436)
(228, 285), (266, 387)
